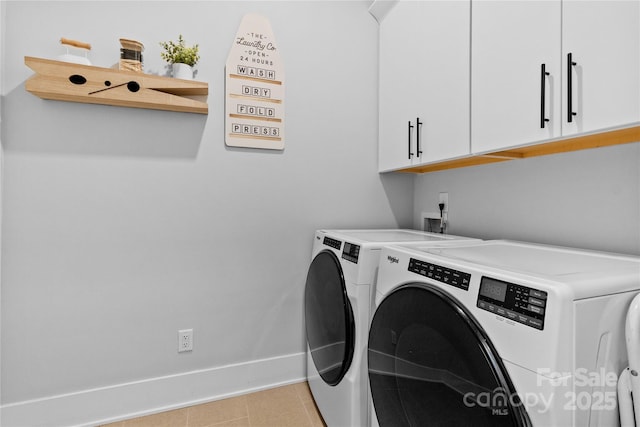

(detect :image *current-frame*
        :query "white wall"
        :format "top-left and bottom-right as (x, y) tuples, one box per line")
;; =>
(0, 0), (5, 419)
(0, 1), (413, 425)
(414, 142), (640, 255)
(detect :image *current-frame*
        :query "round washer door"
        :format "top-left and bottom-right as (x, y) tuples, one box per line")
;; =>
(368, 283), (531, 427)
(305, 250), (355, 386)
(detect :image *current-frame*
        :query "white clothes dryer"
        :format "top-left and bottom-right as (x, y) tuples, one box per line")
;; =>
(304, 229), (480, 427)
(368, 240), (640, 427)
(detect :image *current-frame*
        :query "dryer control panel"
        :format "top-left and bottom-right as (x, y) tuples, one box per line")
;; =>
(477, 277), (547, 330)
(342, 242), (360, 264)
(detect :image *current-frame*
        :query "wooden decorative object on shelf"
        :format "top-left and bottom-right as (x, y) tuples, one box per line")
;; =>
(58, 37), (92, 65)
(24, 56), (208, 114)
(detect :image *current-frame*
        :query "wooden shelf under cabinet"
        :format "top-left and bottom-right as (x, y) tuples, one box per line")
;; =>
(394, 124), (640, 174)
(24, 56), (208, 114)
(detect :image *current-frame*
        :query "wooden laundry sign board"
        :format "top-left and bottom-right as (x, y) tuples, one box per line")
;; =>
(225, 14), (284, 150)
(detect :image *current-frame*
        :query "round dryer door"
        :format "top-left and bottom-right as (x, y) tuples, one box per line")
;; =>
(368, 284), (531, 427)
(305, 250), (355, 386)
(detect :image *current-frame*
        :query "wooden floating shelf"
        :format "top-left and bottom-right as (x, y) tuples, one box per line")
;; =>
(396, 123), (640, 174)
(24, 56), (208, 114)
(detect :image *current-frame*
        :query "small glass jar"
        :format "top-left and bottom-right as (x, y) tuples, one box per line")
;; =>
(119, 38), (144, 72)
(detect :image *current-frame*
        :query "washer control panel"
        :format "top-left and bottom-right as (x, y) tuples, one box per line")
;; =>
(323, 236), (341, 250)
(342, 242), (360, 264)
(408, 258), (471, 291)
(477, 276), (547, 330)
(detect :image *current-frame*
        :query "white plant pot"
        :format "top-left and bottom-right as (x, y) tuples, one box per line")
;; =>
(172, 63), (193, 80)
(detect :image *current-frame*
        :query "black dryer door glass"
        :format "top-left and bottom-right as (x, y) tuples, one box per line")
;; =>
(305, 250), (355, 386)
(368, 284), (531, 427)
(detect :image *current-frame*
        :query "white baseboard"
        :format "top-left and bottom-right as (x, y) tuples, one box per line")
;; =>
(1, 352), (306, 427)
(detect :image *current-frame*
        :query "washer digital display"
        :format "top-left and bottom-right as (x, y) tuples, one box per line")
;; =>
(477, 276), (547, 330)
(479, 277), (508, 302)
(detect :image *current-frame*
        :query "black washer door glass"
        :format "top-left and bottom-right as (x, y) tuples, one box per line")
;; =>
(305, 251), (355, 386)
(368, 284), (530, 427)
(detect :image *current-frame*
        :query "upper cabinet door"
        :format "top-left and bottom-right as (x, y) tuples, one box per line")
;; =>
(379, 0), (470, 172)
(379, 0), (420, 172)
(562, 0), (640, 136)
(471, 1), (562, 154)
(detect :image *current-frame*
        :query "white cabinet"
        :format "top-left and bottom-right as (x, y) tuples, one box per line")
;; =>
(378, 0), (470, 172)
(471, 1), (562, 154)
(472, 0), (639, 154)
(377, 0), (639, 173)
(562, 0), (640, 136)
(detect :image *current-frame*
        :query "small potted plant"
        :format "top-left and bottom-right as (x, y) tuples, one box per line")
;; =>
(159, 34), (200, 80)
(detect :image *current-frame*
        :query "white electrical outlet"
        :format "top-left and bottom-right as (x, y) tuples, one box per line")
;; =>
(178, 329), (193, 353)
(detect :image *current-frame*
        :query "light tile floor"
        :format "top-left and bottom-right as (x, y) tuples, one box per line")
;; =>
(101, 382), (326, 427)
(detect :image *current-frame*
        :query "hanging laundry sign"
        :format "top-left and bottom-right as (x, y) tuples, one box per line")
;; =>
(226, 14), (284, 150)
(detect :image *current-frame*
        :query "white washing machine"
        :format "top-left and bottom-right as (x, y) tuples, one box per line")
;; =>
(304, 229), (480, 427)
(368, 240), (640, 427)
